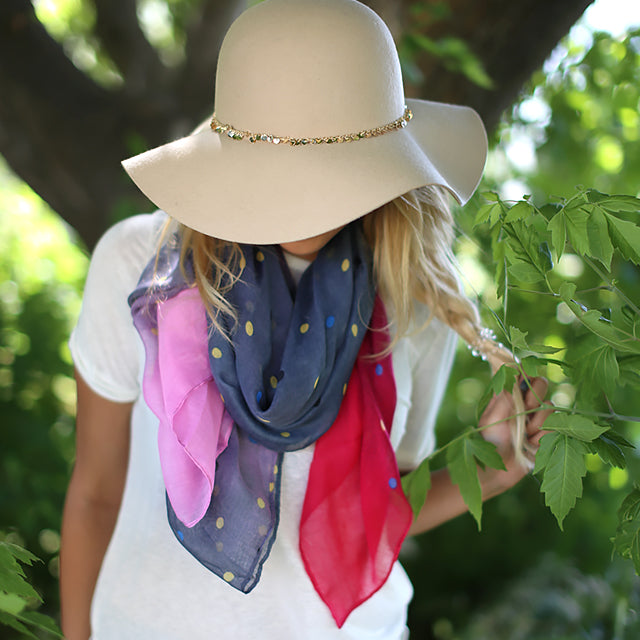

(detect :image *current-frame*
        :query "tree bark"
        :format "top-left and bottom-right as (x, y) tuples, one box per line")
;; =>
(0, 0), (592, 249)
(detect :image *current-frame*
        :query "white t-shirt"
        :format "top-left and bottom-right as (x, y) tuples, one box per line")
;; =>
(69, 212), (457, 640)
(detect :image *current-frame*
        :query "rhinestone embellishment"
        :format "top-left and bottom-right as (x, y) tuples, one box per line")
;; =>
(210, 107), (413, 146)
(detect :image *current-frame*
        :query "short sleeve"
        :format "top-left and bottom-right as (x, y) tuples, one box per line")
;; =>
(69, 212), (165, 402)
(392, 311), (458, 470)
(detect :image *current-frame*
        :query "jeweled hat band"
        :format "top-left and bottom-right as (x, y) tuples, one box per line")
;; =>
(210, 106), (413, 146)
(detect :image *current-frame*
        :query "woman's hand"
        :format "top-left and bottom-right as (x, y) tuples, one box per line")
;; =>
(478, 376), (553, 500)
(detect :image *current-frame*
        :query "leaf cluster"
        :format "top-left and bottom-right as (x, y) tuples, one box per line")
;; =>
(0, 541), (62, 638)
(403, 188), (640, 572)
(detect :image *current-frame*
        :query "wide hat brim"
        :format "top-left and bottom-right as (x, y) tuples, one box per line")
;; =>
(122, 97), (487, 245)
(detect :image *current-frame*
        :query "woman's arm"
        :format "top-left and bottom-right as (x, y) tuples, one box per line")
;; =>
(59, 371), (133, 640)
(408, 377), (551, 536)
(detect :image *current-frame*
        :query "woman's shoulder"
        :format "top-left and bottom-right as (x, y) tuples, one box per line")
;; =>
(93, 210), (167, 263)
(88, 211), (168, 285)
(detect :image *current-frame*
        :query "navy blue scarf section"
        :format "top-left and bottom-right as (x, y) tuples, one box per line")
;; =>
(130, 223), (376, 593)
(208, 225), (375, 450)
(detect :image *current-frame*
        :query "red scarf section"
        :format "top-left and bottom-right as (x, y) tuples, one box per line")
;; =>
(300, 298), (413, 627)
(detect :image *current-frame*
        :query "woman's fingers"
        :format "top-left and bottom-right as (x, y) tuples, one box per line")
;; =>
(520, 376), (553, 437)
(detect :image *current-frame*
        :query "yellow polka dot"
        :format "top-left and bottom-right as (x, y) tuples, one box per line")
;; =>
(281, 431), (290, 438)
(274, 464), (279, 475)
(258, 525), (268, 536)
(351, 324), (358, 337)
(245, 321), (254, 336)
(151, 327), (158, 336)
(257, 497), (266, 509)
(300, 322), (310, 334)
(212, 347), (222, 359)
(220, 393), (225, 404)
(269, 482), (275, 492)
(343, 383), (347, 396)
(223, 571), (235, 582)
(256, 251), (265, 262)
(239, 255), (247, 269)
(216, 541), (224, 552)
(313, 376), (319, 390)
(341, 258), (350, 272)
(270, 375), (278, 389)
(260, 416), (271, 423)
(216, 517), (224, 529)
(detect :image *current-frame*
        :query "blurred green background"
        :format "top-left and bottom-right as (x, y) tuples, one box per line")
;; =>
(1, 0), (640, 638)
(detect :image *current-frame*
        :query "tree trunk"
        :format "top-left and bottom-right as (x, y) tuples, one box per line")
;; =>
(0, 0), (591, 249)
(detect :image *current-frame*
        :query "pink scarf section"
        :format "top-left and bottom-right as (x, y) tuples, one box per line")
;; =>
(140, 288), (233, 527)
(140, 289), (413, 626)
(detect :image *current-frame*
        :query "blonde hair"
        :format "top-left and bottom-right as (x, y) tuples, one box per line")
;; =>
(170, 185), (533, 466)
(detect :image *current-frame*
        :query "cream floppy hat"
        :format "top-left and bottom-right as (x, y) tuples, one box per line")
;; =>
(122, 0), (488, 244)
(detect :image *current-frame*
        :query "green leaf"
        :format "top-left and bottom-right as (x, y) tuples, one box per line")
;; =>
(447, 431), (505, 529)
(0, 610), (35, 640)
(474, 202), (500, 226)
(620, 486), (640, 521)
(619, 355), (640, 389)
(508, 260), (544, 283)
(19, 610), (64, 637)
(533, 431), (556, 474)
(586, 206), (614, 269)
(520, 356), (541, 377)
(559, 281), (577, 300)
(447, 434), (483, 529)
(603, 211), (640, 265)
(0, 543), (41, 602)
(543, 413), (609, 442)
(475, 383), (495, 424)
(504, 201), (534, 223)
(572, 338), (620, 398)
(614, 487), (640, 574)
(534, 433), (587, 530)
(548, 212), (567, 261)
(558, 286), (640, 354)
(605, 430), (635, 450)
(0, 592), (27, 616)
(509, 326), (529, 351)
(586, 433), (628, 469)
(538, 241), (554, 272)
(491, 364), (517, 395)
(481, 191), (500, 202)
(596, 193), (640, 213)
(564, 207), (591, 256)
(401, 458), (431, 520)
(471, 435), (507, 472)
(508, 326), (562, 356)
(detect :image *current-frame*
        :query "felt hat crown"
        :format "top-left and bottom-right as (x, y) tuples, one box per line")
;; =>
(122, 0), (488, 244)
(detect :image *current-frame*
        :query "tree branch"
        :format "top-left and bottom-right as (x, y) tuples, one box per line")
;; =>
(178, 0), (245, 124)
(92, 0), (165, 92)
(398, 0), (592, 130)
(0, 0), (144, 248)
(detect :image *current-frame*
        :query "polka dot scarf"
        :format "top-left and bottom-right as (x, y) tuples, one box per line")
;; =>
(129, 224), (412, 627)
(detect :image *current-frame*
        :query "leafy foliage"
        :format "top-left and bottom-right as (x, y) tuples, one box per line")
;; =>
(614, 487), (640, 575)
(403, 188), (640, 559)
(0, 541), (62, 638)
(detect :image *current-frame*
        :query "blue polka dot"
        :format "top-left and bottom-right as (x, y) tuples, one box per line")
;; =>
(177, 530), (184, 541)
(256, 391), (263, 403)
(388, 478), (398, 489)
(326, 315), (335, 328)
(375, 363), (383, 376)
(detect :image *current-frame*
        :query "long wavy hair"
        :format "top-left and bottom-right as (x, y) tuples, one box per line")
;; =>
(167, 185), (533, 466)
